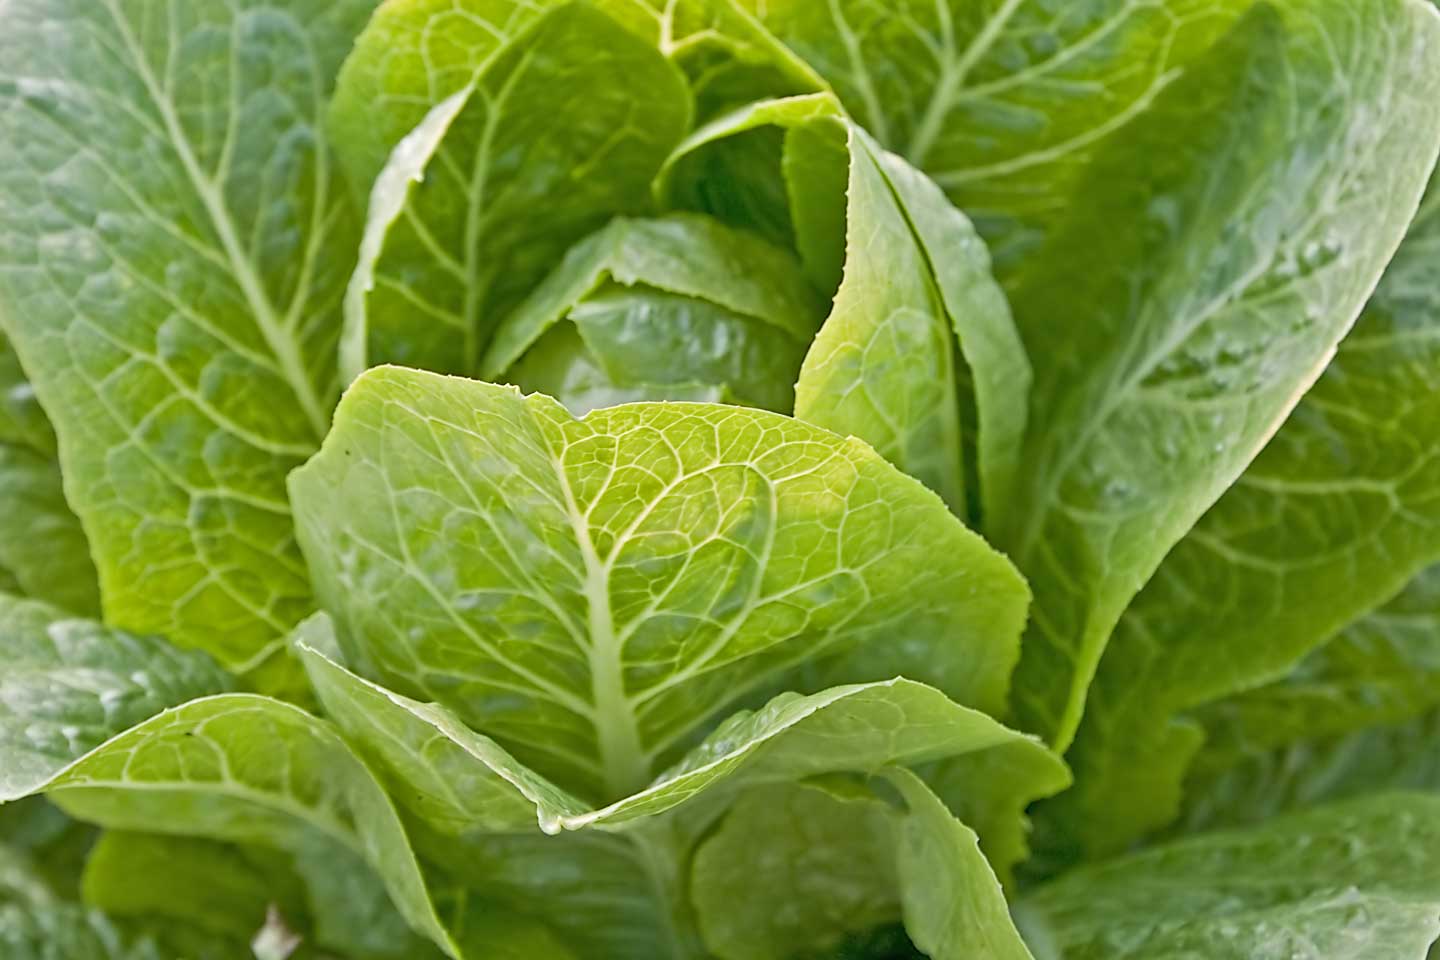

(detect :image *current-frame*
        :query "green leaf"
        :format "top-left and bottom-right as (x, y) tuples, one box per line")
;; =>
(990, 0), (1440, 749)
(658, 96), (1029, 523)
(1048, 173), (1440, 857)
(300, 633), (1059, 834)
(1017, 793), (1440, 960)
(340, 3), (692, 380)
(0, 442), (98, 618)
(1178, 565), (1440, 833)
(0, 903), (165, 960)
(0, 800), (93, 903)
(739, 0), (1249, 274)
(0, 0), (375, 667)
(81, 832), (304, 949)
(19, 694), (458, 958)
(290, 366), (1029, 803)
(0, 594), (233, 801)
(0, 332), (98, 616)
(691, 772), (1034, 960)
(482, 213), (826, 412)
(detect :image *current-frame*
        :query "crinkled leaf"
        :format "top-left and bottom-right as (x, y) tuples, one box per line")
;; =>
(340, 4), (691, 379)
(1017, 793), (1440, 960)
(991, 0), (1440, 748)
(1050, 173), (1440, 856)
(290, 367), (1028, 803)
(0, 0), (375, 666)
(739, 0), (1249, 274)
(0, 594), (233, 800)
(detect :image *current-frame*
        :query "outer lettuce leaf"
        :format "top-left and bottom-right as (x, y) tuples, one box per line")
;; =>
(1048, 174), (1440, 857)
(24, 695), (461, 957)
(340, 4), (691, 379)
(0, 594), (232, 800)
(988, 0), (1440, 749)
(289, 366), (1030, 802)
(0, 0), (375, 668)
(482, 213), (826, 413)
(1178, 565), (1440, 833)
(691, 772), (1033, 960)
(1017, 793), (1440, 960)
(739, 0), (1248, 274)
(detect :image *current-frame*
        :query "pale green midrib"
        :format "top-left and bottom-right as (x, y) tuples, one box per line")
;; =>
(904, 0), (1027, 168)
(550, 449), (649, 800)
(108, 4), (330, 442)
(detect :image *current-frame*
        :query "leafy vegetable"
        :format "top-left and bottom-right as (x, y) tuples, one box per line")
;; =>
(3, 0), (1440, 956)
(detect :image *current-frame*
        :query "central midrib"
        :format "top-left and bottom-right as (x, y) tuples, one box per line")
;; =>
(552, 456), (649, 800)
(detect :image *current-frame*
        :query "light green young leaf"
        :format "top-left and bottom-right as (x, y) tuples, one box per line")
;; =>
(691, 773), (1034, 960)
(0, 594), (232, 801)
(991, 0), (1440, 749)
(340, 4), (692, 380)
(796, 122), (1028, 520)
(739, 0), (1249, 274)
(300, 633), (1060, 836)
(290, 367), (1028, 803)
(1017, 793), (1440, 960)
(1048, 174), (1440, 857)
(482, 213), (826, 413)
(0, 0), (376, 667)
(29, 694), (460, 958)
(659, 95), (1029, 522)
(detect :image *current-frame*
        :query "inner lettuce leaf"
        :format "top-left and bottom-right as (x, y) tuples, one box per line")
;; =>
(481, 213), (827, 414)
(340, 4), (692, 380)
(658, 95), (1029, 524)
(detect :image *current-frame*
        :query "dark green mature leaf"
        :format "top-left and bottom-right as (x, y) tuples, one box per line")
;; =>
(483, 213), (825, 413)
(739, 0), (1248, 274)
(0, 0), (375, 668)
(1177, 565), (1440, 833)
(1017, 793), (1440, 960)
(990, 0), (1440, 749)
(0, 594), (232, 801)
(1048, 174), (1440, 857)
(340, 4), (692, 379)
(290, 366), (1030, 803)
